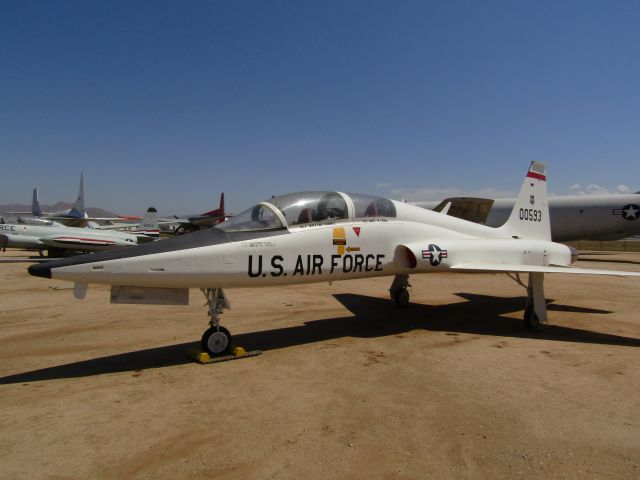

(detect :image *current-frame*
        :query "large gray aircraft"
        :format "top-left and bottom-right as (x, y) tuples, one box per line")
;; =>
(414, 193), (640, 242)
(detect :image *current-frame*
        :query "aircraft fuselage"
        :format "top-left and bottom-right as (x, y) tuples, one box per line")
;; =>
(29, 204), (573, 288)
(0, 222), (137, 253)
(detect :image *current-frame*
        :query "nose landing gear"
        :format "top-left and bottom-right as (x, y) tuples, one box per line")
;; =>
(200, 288), (232, 355)
(389, 274), (411, 307)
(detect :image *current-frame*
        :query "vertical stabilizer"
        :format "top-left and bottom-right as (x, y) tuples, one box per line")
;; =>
(32, 188), (42, 217)
(498, 162), (551, 241)
(70, 173), (86, 217)
(138, 207), (160, 239)
(202, 192), (225, 218)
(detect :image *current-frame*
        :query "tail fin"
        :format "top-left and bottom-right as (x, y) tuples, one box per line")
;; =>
(138, 207), (159, 239)
(203, 192), (225, 218)
(69, 173), (85, 217)
(32, 188), (42, 217)
(498, 161), (551, 241)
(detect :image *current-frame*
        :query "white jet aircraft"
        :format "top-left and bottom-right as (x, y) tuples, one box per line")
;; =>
(90, 207), (160, 243)
(29, 163), (640, 356)
(1, 206), (160, 255)
(1, 221), (137, 256)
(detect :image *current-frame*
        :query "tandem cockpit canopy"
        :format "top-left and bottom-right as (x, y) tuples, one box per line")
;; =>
(218, 192), (397, 233)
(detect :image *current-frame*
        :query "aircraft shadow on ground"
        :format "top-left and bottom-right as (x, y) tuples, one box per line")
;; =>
(1, 293), (637, 385)
(0, 342), (196, 385)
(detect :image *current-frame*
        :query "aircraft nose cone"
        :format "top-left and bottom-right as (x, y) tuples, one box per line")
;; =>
(28, 262), (52, 279)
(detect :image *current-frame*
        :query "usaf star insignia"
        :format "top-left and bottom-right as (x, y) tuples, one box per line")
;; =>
(421, 244), (448, 267)
(613, 204), (640, 221)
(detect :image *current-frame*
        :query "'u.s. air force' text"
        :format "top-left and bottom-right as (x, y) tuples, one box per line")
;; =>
(248, 254), (385, 277)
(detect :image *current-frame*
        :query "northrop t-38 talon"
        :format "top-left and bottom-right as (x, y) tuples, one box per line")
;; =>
(29, 163), (640, 356)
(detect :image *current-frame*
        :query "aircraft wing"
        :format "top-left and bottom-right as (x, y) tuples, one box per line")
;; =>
(45, 215), (139, 223)
(89, 223), (131, 230)
(89, 216), (142, 222)
(451, 263), (640, 276)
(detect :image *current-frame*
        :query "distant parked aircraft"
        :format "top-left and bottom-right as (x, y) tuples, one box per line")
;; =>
(5, 176), (88, 226)
(93, 207), (160, 243)
(34, 174), (88, 226)
(4, 173), (155, 229)
(0, 219), (137, 256)
(171, 192), (229, 234)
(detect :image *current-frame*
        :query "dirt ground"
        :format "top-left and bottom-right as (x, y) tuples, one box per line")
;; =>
(1, 249), (639, 479)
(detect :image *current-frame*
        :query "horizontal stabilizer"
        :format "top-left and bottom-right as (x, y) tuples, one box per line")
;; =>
(451, 263), (640, 277)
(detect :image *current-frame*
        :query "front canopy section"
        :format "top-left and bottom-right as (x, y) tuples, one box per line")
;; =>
(217, 191), (397, 232)
(269, 191), (349, 226)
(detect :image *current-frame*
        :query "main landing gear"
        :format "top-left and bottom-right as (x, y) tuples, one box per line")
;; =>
(391, 271), (549, 329)
(200, 288), (232, 356)
(389, 274), (411, 307)
(509, 272), (548, 329)
(524, 272), (548, 329)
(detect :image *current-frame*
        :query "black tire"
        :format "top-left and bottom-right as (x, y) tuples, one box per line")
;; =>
(201, 326), (232, 356)
(394, 287), (410, 307)
(524, 305), (540, 330)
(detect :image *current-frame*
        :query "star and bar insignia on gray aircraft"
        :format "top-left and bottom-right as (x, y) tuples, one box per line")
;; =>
(613, 204), (640, 221)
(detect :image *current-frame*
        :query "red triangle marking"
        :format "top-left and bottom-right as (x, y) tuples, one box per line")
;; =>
(353, 227), (361, 237)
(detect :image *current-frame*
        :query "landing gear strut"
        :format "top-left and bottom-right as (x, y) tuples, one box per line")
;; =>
(524, 272), (547, 329)
(507, 272), (549, 329)
(200, 288), (232, 356)
(389, 274), (411, 307)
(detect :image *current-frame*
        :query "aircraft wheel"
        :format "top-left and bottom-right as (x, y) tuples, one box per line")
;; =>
(201, 326), (232, 356)
(394, 287), (410, 307)
(524, 306), (540, 330)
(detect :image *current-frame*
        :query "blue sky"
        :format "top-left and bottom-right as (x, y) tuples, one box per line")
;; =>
(1, 0), (638, 215)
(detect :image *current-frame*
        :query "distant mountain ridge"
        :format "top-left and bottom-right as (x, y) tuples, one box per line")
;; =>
(1, 202), (118, 218)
